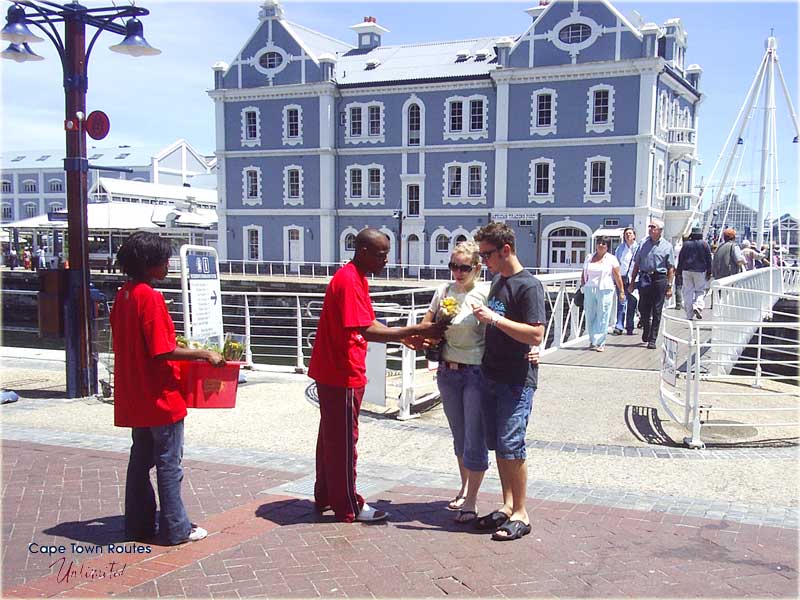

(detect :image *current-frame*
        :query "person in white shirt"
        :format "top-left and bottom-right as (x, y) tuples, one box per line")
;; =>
(613, 227), (638, 335)
(582, 236), (625, 351)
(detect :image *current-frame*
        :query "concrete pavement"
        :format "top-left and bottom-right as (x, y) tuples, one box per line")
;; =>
(1, 346), (798, 598)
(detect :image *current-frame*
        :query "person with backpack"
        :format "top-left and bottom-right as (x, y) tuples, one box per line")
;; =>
(711, 228), (745, 279)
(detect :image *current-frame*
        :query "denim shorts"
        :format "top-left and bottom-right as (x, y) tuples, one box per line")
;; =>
(436, 364), (489, 472)
(481, 376), (534, 460)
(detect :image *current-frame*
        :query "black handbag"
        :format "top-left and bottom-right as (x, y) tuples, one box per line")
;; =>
(425, 339), (445, 362)
(574, 288), (584, 309)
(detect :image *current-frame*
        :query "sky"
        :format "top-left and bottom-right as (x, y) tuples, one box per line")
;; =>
(1, 0), (798, 217)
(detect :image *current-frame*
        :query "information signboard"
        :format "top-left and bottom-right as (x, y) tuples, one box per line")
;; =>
(180, 245), (224, 344)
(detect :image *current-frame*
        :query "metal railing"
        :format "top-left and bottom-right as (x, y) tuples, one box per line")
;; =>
(659, 267), (799, 448)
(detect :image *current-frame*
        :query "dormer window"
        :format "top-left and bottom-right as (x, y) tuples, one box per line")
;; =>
(115, 153), (130, 159)
(36, 155), (50, 162)
(559, 23), (591, 44)
(455, 50), (469, 63)
(365, 59), (380, 70)
(474, 49), (489, 62)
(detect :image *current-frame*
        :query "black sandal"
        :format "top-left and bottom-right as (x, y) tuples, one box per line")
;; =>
(491, 519), (531, 541)
(473, 511), (509, 531)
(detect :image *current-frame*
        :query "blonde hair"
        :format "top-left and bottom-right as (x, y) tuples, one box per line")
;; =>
(452, 240), (480, 267)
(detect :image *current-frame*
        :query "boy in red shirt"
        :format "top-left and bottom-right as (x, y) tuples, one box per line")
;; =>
(112, 231), (224, 545)
(309, 228), (447, 523)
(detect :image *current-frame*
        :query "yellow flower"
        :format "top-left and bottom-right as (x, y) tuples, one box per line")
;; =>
(439, 296), (460, 319)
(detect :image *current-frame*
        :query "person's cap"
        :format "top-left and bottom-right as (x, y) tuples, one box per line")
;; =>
(690, 226), (702, 235)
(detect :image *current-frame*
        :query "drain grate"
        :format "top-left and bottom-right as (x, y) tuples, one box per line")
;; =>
(264, 474), (397, 499)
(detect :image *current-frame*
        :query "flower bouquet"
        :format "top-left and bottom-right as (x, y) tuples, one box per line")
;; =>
(425, 296), (459, 362)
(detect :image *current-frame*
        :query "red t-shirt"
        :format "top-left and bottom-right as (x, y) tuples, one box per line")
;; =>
(110, 281), (187, 427)
(308, 262), (375, 388)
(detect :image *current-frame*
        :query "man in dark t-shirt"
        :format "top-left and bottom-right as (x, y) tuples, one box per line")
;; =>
(472, 222), (545, 541)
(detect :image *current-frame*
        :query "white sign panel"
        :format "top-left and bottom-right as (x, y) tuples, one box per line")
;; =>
(662, 337), (678, 387)
(180, 245), (224, 344)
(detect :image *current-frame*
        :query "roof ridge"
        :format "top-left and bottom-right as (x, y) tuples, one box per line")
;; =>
(285, 20), (353, 48)
(389, 36), (507, 50)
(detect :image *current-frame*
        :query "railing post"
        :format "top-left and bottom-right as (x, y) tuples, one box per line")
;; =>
(753, 324), (764, 389)
(244, 294), (254, 367)
(685, 328), (706, 449)
(295, 296), (305, 373)
(397, 311), (418, 421)
(553, 282), (565, 348)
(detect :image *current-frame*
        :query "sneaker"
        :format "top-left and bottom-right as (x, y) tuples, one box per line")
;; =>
(612, 328), (623, 335)
(694, 308), (703, 320)
(187, 525), (208, 542)
(646, 342), (657, 350)
(356, 503), (389, 522)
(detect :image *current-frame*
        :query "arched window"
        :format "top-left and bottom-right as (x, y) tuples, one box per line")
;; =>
(344, 233), (356, 252)
(408, 103), (420, 146)
(435, 234), (450, 253)
(454, 234), (467, 244)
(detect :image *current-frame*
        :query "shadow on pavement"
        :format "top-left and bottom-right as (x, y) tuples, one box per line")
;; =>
(624, 404), (681, 446)
(43, 515), (129, 546)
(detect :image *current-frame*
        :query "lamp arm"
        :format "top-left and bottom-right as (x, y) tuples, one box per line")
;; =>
(17, 3), (65, 62)
(84, 7), (146, 63)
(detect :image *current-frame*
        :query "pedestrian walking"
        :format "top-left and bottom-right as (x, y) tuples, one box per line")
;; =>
(741, 240), (764, 271)
(581, 236), (625, 351)
(308, 228), (446, 523)
(471, 222), (546, 541)
(421, 241), (489, 523)
(628, 218), (676, 350)
(613, 227), (639, 335)
(711, 228), (745, 279)
(676, 226), (712, 320)
(111, 231), (225, 545)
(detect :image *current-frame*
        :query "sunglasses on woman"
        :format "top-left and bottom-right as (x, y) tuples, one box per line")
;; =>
(448, 262), (474, 273)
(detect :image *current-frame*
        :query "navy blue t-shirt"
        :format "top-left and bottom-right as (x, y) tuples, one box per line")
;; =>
(482, 270), (546, 388)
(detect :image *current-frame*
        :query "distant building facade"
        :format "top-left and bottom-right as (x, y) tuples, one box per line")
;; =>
(210, 0), (703, 269)
(703, 193), (759, 242)
(0, 139), (211, 225)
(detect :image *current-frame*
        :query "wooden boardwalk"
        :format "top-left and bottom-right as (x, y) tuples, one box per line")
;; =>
(541, 306), (701, 372)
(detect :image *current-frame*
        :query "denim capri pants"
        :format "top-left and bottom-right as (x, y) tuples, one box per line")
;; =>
(481, 375), (534, 460)
(436, 364), (489, 472)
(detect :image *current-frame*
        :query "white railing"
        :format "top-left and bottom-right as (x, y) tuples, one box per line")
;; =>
(659, 266), (799, 448)
(668, 127), (697, 145)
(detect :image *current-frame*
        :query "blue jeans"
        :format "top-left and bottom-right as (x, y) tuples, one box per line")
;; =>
(584, 287), (614, 347)
(437, 364), (489, 472)
(481, 376), (534, 460)
(125, 420), (192, 545)
(615, 276), (638, 333)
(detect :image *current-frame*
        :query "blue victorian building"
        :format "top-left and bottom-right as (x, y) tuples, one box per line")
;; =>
(210, 0), (702, 269)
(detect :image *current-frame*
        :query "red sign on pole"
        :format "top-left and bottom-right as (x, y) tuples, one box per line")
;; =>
(86, 110), (110, 140)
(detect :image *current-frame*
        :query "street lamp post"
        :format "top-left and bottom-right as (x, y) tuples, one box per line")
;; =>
(2, 0), (160, 398)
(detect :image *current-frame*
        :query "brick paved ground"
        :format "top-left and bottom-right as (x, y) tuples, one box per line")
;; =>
(2, 440), (797, 598)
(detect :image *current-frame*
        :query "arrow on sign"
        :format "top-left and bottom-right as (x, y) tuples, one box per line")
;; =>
(211, 291), (218, 304)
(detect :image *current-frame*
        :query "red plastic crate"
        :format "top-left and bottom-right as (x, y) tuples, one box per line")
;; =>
(180, 361), (243, 409)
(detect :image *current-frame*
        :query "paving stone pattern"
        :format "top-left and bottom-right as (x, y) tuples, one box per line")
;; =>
(2, 440), (797, 599)
(3, 425), (797, 531)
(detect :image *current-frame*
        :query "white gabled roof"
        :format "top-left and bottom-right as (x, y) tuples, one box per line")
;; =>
(92, 178), (217, 206)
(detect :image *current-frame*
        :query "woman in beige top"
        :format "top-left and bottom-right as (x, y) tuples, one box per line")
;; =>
(422, 241), (489, 523)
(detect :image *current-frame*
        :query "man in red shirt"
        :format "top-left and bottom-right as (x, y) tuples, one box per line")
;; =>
(309, 228), (446, 522)
(112, 231), (224, 545)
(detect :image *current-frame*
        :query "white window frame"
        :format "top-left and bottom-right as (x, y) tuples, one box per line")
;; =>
(48, 202), (63, 212)
(242, 166), (262, 206)
(340, 226), (359, 261)
(24, 202), (38, 218)
(442, 161), (487, 205)
(282, 104), (303, 146)
(528, 157), (555, 204)
(586, 84), (615, 134)
(659, 91), (670, 133)
(344, 101), (385, 144)
(401, 173), (425, 219)
(241, 106), (261, 147)
(22, 179), (37, 193)
(530, 88), (558, 136)
(1, 180), (11, 193)
(283, 224), (305, 266)
(435, 233), (450, 253)
(47, 179), (63, 193)
(282, 164), (304, 206)
(443, 94), (489, 141)
(551, 14), (602, 61)
(243, 225), (263, 262)
(253, 45), (289, 77)
(402, 95), (426, 147)
(2, 203), (11, 219)
(656, 159), (665, 200)
(583, 155), (612, 204)
(345, 163), (385, 206)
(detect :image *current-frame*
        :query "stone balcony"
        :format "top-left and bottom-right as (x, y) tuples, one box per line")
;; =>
(668, 127), (696, 160)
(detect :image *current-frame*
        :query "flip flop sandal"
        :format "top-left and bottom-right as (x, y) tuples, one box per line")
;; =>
(473, 511), (510, 531)
(447, 495), (467, 510)
(491, 519), (531, 541)
(454, 510), (477, 524)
